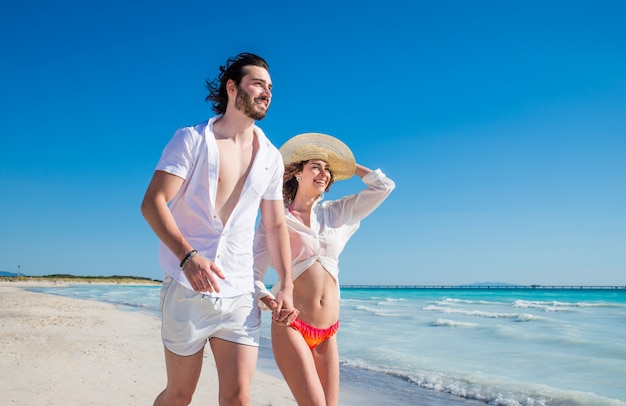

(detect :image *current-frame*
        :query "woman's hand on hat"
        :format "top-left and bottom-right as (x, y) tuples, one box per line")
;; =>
(355, 163), (372, 178)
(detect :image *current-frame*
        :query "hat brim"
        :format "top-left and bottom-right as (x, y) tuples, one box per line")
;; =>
(279, 133), (356, 181)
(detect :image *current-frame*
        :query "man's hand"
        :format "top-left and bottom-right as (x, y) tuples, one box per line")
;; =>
(183, 255), (225, 293)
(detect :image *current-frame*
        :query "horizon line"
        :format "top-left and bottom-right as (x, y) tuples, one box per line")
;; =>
(339, 284), (626, 290)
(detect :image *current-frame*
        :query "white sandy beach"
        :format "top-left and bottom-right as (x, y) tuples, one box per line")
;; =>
(0, 281), (297, 406)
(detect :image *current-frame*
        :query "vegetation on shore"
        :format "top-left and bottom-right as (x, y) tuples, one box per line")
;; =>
(0, 274), (161, 284)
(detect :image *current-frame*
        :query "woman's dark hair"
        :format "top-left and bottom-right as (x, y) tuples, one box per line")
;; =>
(283, 161), (335, 205)
(205, 53), (269, 115)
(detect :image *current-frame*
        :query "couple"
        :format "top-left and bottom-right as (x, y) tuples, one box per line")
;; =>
(141, 52), (395, 406)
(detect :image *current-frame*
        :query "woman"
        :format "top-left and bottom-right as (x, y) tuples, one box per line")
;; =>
(254, 133), (395, 405)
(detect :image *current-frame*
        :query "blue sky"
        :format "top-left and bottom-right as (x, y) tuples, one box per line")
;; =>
(1, 0), (624, 285)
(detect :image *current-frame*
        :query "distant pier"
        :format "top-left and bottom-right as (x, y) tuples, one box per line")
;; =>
(341, 285), (626, 290)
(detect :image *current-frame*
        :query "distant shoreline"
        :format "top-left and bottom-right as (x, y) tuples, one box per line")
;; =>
(0, 274), (161, 285)
(2, 275), (623, 290)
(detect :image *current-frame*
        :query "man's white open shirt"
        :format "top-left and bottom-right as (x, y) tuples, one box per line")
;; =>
(155, 116), (284, 297)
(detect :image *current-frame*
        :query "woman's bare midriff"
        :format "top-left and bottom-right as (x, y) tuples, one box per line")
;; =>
(293, 261), (339, 328)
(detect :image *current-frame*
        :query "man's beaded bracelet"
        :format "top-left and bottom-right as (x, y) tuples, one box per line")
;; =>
(180, 250), (198, 270)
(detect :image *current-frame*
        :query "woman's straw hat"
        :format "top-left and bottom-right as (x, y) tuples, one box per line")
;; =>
(279, 133), (356, 181)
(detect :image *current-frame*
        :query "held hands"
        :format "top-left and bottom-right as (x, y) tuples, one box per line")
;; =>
(261, 290), (299, 326)
(182, 254), (225, 293)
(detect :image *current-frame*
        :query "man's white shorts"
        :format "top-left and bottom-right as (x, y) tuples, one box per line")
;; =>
(159, 275), (261, 356)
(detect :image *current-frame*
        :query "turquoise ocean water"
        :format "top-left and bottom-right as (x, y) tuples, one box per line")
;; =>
(26, 284), (626, 405)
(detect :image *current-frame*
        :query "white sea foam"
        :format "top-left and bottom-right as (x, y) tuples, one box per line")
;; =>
(354, 304), (400, 317)
(437, 297), (507, 306)
(432, 318), (480, 328)
(512, 299), (618, 310)
(423, 304), (541, 320)
(341, 357), (625, 406)
(514, 313), (543, 322)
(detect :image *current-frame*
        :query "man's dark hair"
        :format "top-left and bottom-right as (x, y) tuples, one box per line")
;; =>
(205, 53), (270, 115)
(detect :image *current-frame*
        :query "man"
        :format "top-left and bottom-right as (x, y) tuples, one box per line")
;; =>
(141, 52), (297, 406)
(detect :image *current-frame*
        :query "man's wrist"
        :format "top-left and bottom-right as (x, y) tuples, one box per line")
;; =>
(180, 249), (198, 270)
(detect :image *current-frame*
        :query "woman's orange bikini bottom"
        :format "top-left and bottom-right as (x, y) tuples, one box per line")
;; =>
(290, 318), (340, 349)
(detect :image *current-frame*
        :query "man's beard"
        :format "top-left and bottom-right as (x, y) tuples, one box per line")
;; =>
(235, 85), (268, 120)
